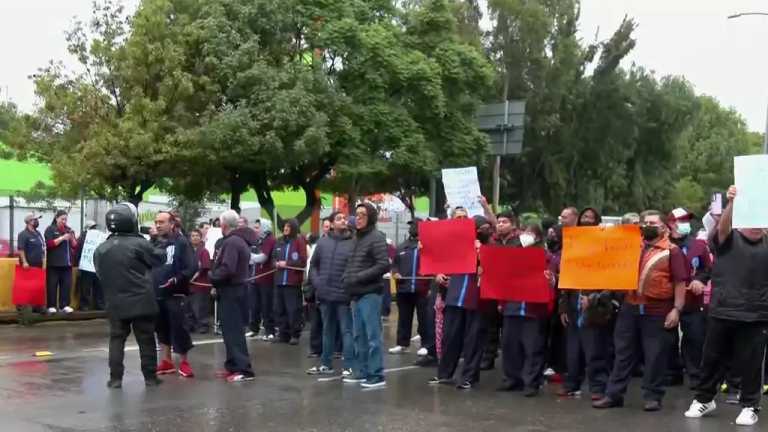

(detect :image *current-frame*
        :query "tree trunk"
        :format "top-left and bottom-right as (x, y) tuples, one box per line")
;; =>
(293, 182), (320, 227)
(254, 183), (283, 229)
(229, 173), (248, 213)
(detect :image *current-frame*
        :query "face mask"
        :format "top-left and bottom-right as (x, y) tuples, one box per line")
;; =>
(520, 233), (536, 248)
(31, 220), (39, 229)
(677, 222), (691, 236)
(642, 226), (660, 241)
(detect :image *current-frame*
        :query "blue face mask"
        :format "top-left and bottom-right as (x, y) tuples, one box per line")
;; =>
(677, 222), (691, 236)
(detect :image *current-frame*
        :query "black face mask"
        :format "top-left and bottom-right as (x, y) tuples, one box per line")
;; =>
(642, 226), (660, 241)
(31, 220), (39, 229)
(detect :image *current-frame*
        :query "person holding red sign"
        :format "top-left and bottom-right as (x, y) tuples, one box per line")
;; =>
(429, 215), (492, 390)
(44, 210), (78, 314)
(497, 222), (552, 397)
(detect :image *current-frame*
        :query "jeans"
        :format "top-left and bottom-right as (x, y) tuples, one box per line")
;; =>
(319, 302), (354, 370)
(352, 293), (384, 381)
(108, 315), (157, 380)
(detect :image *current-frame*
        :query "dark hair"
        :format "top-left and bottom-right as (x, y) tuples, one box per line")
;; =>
(496, 210), (518, 226)
(254, 219), (261, 226)
(52, 209), (68, 225)
(197, 222), (210, 229)
(190, 229), (203, 237)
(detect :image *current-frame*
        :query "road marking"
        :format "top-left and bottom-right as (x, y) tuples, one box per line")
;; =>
(124, 338), (223, 351)
(317, 365), (420, 382)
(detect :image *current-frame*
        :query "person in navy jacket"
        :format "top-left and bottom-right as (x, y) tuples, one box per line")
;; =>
(389, 218), (435, 361)
(429, 215), (493, 390)
(272, 219), (307, 345)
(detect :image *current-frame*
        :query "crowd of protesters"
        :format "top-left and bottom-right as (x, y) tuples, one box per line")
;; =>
(15, 184), (768, 426)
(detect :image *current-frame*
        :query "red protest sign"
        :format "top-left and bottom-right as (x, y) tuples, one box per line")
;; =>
(479, 246), (550, 303)
(419, 219), (477, 275)
(13, 266), (46, 307)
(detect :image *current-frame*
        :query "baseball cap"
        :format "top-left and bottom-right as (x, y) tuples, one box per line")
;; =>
(24, 213), (42, 224)
(669, 208), (695, 221)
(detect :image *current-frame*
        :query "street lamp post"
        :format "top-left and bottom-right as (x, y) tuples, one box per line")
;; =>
(728, 12), (768, 154)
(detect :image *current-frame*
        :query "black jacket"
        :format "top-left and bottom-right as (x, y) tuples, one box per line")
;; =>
(151, 232), (197, 298)
(211, 227), (257, 288)
(94, 233), (165, 319)
(310, 230), (354, 303)
(393, 238), (430, 295)
(343, 203), (390, 299)
(710, 231), (768, 322)
(44, 224), (76, 268)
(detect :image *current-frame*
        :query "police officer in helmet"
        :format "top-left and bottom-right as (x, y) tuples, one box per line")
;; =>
(94, 203), (166, 389)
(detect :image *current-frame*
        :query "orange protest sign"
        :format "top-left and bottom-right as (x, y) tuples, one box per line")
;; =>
(559, 225), (641, 290)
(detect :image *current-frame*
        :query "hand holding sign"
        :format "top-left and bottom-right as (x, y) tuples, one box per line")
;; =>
(559, 225), (641, 291)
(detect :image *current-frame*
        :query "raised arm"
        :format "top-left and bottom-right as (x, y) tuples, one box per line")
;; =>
(717, 185), (736, 246)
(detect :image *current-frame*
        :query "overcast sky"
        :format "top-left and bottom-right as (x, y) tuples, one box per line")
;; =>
(1, 0), (767, 132)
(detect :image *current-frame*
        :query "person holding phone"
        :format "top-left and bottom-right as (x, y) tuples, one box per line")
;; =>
(44, 210), (78, 314)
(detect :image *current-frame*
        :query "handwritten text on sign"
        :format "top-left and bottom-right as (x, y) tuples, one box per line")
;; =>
(559, 225), (641, 291)
(79, 230), (108, 273)
(733, 155), (768, 229)
(441, 167), (483, 217)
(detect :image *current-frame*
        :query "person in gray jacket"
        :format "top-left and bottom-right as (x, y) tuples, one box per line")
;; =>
(94, 203), (165, 389)
(342, 203), (391, 388)
(306, 211), (355, 376)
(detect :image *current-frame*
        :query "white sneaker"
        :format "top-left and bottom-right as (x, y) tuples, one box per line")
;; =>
(543, 368), (556, 377)
(342, 369), (353, 377)
(245, 330), (256, 338)
(62, 306), (74, 314)
(261, 334), (275, 342)
(411, 335), (421, 342)
(736, 407), (758, 426)
(684, 400), (716, 418)
(47, 307), (58, 314)
(388, 346), (408, 354)
(417, 347), (428, 356)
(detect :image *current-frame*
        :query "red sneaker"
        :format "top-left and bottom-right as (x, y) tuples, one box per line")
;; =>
(178, 360), (194, 378)
(157, 359), (176, 375)
(549, 373), (563, 383)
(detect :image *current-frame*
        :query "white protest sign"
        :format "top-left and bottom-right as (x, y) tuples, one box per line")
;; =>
(442, 167), (483, 216)
(733, 155), (768, 228)
(79, 230), (108, 273)
(205, 227), (223, 258)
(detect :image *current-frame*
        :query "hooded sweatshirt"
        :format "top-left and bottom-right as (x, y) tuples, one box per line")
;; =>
(273, 219), (307, 287)
(152, 232), (197, 298)
(211, 227), (258, 288)
(342, 203), (390, 299)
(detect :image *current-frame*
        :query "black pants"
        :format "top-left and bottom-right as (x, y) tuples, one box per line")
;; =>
(606, 305), (674, 402)
(680, 309), (707, 388)
(482, 304), (501, 365)
(108, 315), (157, 380)
(545, 314), (567, 374)
(78, 271), (103, 310)
(46, 266), (72, 309)
(438, 306), (487, 384)
(250, 282), (276, 336)
(275, 285), (303, 341)
(219, 285), (254, 375)
(382, 282), (392, 317)
(501, 316), (547, 390)
(189, 291), (211, 332)
(309, 302), (323, 354)
(695, 318), (768, 408)
(156, 296), (194, 355)
(396, 292), (433, 349)
(564, 322), (611, 394)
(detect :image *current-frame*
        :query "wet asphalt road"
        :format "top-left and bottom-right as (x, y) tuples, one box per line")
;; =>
(0, 314), (757, 432)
